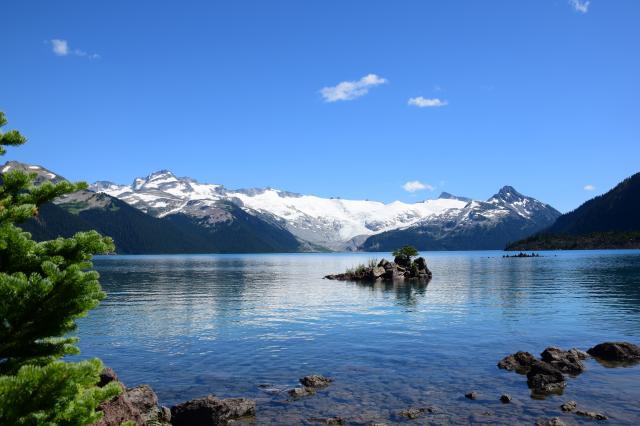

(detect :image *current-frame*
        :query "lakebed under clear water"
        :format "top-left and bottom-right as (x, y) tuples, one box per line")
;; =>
(73, 250), (640, 424)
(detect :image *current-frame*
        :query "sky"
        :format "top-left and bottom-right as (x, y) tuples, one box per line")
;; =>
(1, 0), (638, 212)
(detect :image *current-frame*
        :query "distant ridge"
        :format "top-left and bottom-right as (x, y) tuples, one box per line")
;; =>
(507, 172), (640, 250)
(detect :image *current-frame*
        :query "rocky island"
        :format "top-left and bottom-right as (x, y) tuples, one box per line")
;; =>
(324, 246), (432, 281)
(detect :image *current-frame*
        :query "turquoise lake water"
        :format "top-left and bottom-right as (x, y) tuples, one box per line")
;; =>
(75, 250), (640, 424)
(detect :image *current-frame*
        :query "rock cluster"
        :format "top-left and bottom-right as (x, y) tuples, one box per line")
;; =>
(92, 368), (255, 426)
(498, 346), (587, 395)
(92, 369), (171, 426)
(499, 341), (639, 398)
(398, 406), (442, 420)
(324, 257), (432, 282)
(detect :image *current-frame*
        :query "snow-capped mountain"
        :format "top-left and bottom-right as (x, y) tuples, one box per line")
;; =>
(90, 170), (560, 251)
(2, 161), (302, 254)
(361, 186), (561, 251)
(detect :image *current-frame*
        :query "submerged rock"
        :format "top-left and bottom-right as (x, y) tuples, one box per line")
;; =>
(308, 416), (346, 425)
(560, 400), (577, 412)
(300, 374), (333, 388)
(397, 406), (442, 420)
(500, 394), (512, 403)
(288, 387), (315, 398)
(587, 341), (640, 362)
(576, 410), (608, 420)
(170, 396), (256, 426)
(465, 391), (478, 400)
(498, 351), (536, 373)
(535, 418), (567, 426)
(526, 361), (566, 394)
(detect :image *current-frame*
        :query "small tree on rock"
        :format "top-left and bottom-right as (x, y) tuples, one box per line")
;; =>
(0, 111), (120, 425)
(392, 245), (419, 267)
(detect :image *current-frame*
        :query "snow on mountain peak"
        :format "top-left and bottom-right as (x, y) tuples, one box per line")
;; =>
(90, 171), (558, 250)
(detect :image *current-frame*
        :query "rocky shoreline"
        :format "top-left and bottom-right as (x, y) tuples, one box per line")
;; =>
(92, 341), (640, 425)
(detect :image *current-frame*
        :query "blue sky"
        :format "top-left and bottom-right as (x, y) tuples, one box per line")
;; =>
(1, 0), (638, 212)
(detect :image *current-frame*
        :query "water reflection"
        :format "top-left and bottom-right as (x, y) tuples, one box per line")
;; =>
(352, 279), (431, 307)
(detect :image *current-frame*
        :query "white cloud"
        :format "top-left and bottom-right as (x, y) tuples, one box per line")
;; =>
(569, 0), (590, 13)
(584, 184), (596, 191)
(320, 74), (387, 102)
(408, 96), (448, 108)
(51, 39), (69, 56)
(49, 39), (100, 59)
(402, 180), (435, 193)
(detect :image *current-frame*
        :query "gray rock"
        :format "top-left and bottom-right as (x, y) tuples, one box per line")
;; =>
(171, 395), (256, 426)
(541, 347), (585, 375)
(560, 400), (577, 412)
(398, 408), (425, 419)
(372, 266), (386, 278)
(569, 348), (589, 360)
(126, 385), (158, 420)
(587, 341), (640, 362)
(500, 394), (512, 403)
(526, 361), (566, 394)
(498, 351), (536, 373)
(414, 257), (427, 270)
(465, 391), (478, 400)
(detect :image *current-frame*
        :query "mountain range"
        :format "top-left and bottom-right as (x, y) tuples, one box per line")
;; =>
(3, 161), (561, 253)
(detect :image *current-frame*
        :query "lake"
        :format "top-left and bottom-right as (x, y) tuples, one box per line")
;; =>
(74, 250), (640, 424)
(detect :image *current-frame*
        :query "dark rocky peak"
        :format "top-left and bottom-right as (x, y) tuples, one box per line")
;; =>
(132, 170), (179, 190)
(146, 169), (177, 181)
(438, 192), (472, 202)
(491, 186), (527, 204)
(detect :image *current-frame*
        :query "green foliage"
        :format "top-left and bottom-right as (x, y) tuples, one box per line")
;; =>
(392, 245), (419, 259)
(367, 258), (378, 268)
(0, 360), (121, 425)
(0, 112), (27, 155)
(0, 112), (119, 425)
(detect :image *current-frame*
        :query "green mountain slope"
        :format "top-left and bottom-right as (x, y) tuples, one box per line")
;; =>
(507, 172), (640, 250)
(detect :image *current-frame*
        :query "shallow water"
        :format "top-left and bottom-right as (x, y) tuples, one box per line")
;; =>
(74, 250), (640, 424)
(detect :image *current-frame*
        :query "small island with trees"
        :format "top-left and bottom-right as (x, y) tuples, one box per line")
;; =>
(324, 245), (432, 281)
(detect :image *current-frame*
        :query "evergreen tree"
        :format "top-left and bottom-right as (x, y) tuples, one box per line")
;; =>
(0, 112), (120, 425)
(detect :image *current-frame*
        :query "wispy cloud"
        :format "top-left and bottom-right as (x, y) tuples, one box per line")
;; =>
(569, 0), (590, 13)
(408, 96), (447, 108)
(320, 74), (387, 102)
(583, 184), (596, 191)
(49, 39), (100, 59)
(402, 180), (434, 193)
